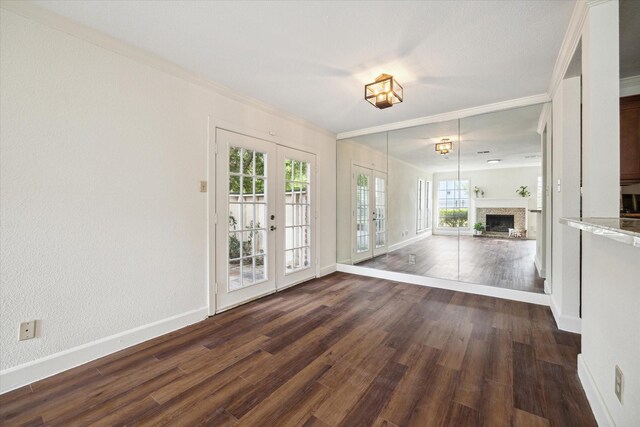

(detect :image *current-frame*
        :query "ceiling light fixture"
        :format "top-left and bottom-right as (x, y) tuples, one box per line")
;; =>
(364, 74), (403, 109)
(487, 159), (501, 164)
(435, 138), (453, 155)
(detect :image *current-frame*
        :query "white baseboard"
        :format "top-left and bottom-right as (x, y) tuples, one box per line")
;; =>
(550, 296), (582, 333)
(0, 307), (208, 395)
(319, 264), (337, 277)
(535, 255), (545, 278)
(388, 232), (430, 252)
(336, 264), (550, 306)
(578, 354), (615, 427)
(433, 229), (473, 237)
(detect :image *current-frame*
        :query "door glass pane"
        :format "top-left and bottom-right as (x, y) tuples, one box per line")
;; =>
(356, 173), (370, 253)
(229, 204), (241, 231)
(285, 157), (312, 274)
(229, 259), (241, 290)
(229, 147), (241, 174)
(255, 152), (265, 176)
(242, 149), (254, 175)
(375, 176), (386, 248)
(228, 145), (268, 290)
(255, 256), (266, 282)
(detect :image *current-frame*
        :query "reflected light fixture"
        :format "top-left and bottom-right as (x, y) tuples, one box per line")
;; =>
(365, 74), (403, 109)
(487, 159), (502, 164)
(435, 138), (453, 155)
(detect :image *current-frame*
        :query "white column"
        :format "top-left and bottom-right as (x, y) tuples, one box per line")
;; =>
(581, 0), (620, 217)
(551, 76), (582, 331)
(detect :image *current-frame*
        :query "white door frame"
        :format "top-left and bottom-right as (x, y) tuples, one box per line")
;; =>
(207, 118), (320, 315)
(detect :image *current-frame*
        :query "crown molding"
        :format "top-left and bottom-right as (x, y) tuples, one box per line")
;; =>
(585, 0), (612, 7)
(0, 1), (335, 139)
(547, 1), (589, 99)
(620, 75), (640, 88)
(336, 93), (549, 140)
(537, 102), (552, 135)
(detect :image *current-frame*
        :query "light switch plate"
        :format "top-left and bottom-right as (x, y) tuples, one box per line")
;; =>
(19, 320), (36, 341)
(615, 365), (624, 404)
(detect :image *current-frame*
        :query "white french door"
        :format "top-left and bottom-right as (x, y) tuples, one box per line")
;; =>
(215, 129), (316, 312)
(373, 171), (387, 257)
(216, 129), (277, 311)
(276, 146), (316, 288)
(352, 165), (387, 263)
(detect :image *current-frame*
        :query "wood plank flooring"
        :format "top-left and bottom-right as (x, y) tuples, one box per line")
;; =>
(357, 235), (545, 293)
(0, 273), (594, 426)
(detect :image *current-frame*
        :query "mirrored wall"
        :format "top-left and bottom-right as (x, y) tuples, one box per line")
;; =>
(337, 103), (549, 294)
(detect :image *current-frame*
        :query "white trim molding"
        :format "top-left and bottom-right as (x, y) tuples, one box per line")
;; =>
(337, 93), (550, 140)
(0, 1), (335, 140)
(578, 354), (615, 427)
(0, 307), (208, 395)
(336, 264), (550, 306)
(537, 102), (552, 135)
(620, 75), (640, 97)
(547, 1), (589, 98)
(550, 297), (582, 333)
(388, 231), (431, 252)
(319, 264), (337, 277)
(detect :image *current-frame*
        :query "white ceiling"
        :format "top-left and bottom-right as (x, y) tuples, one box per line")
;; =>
(343, 103), (543, 173)
(31, 0), (574, 134)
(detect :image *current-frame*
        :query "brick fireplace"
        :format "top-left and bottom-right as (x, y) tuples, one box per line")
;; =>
(477, 207), (527, 232)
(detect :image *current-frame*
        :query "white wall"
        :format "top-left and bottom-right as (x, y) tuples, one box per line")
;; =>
(0, 7), (336, 387)
(432, 166), (541, 237)
(388, 157), (433, 248)
(580, 234), (640, 426)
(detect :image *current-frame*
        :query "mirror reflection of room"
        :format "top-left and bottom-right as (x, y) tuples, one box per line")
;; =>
(337, 103), (548, 294)
(458, 104), (546, 293)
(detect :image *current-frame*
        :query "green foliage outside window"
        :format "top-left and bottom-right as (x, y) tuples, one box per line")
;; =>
(438, 208), (469, 228)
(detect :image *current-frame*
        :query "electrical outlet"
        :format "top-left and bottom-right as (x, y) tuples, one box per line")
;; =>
(19, 320), (36, 341)
(409, 254), (417, 264)
(615, 365), (624, 404)
(200, 181), (207, 193)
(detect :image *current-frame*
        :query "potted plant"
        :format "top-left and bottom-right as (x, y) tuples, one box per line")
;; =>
(516, 185), (531, 198)
(473, 222), (485, 236)
(473, 186), (481, 198)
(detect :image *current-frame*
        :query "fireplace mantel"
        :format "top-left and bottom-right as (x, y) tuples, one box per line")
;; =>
(472, 198), (531, 209)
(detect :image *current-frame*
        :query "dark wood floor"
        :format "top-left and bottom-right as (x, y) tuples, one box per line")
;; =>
(357, 235), (545, 293)
(0, 273), (594, 426)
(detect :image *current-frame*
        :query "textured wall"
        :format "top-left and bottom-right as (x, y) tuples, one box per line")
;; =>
(0, 9), (336, 371)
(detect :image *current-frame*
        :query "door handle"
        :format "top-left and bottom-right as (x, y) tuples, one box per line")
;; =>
(270, 225), (277, 231)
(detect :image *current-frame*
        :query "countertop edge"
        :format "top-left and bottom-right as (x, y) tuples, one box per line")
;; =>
(560, 217), (640, 248)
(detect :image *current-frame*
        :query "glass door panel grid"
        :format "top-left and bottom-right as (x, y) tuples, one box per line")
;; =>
(375, 176), (386, 248)
(284, 159), (311, 273)
(356, 173), (370, 253)
(228, 146), (267, 290)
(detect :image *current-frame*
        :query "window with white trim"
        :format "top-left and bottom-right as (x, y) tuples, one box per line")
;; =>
(437, 179), (469, 228)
